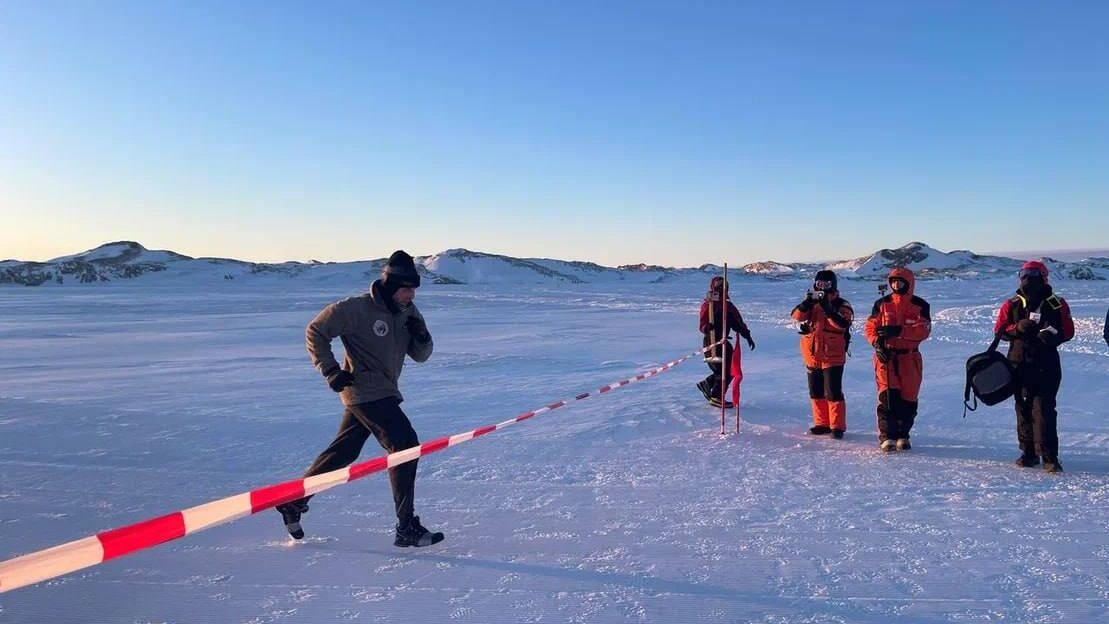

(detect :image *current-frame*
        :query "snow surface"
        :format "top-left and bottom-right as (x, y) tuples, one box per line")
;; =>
(1, 278), (1107, 623)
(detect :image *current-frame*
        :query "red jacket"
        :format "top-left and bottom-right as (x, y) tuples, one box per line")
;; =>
(699, 298), (751, 355)
(791, 292), (853, 368)
(994, 285), (1074, 371)
(864, 267), (932, 351)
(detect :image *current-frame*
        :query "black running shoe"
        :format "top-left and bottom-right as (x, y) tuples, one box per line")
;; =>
(394, 515), (444, 548)
(276, 501), (309, 540)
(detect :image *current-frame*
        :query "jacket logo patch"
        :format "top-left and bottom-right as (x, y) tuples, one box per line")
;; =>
(373, 320), (389, 337)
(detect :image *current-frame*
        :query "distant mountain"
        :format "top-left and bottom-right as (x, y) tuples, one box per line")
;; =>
(2, 241), (1106, 287)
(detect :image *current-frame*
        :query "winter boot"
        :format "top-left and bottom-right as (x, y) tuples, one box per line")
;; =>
(895, 438), (911, 451)
(276, 500), (309, 540)
(880, 439), (896, 453)
(809, 425), (832, 436)
(696, 379), (715, 403)
(1014, 454), (1039, 468)
(708, 397), (735, 409)
(1042, 459), (1064, 473)
(831, 429), (845, 439)
(394, 515), (444, 548)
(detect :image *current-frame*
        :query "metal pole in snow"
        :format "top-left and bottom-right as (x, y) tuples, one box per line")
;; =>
(720, 263), (727, 436)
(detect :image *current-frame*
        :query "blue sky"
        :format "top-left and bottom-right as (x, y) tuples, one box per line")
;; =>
(2, 0), (1107, 266)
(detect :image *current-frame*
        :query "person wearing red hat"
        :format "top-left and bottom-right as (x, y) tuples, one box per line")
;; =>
(994, 261), (1075, 473)
(791, 270), (854, 438)
(864, 267), (932, 452)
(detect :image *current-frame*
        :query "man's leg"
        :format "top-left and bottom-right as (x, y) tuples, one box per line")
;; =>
(278, 407), (371, 538)
(349, 397), (420, 523)
(825, 366), (846, 436)
(807, 367), (830, 434)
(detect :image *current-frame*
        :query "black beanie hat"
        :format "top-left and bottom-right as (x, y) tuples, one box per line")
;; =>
(814, 269), (838, 292)
(381, 250), (421, 293)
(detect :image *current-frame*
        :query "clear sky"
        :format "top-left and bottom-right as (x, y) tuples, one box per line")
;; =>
(2, 1), (1107, 266)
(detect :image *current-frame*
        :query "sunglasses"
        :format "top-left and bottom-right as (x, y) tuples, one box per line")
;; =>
(813, 280), (834, 290)
(888, 277), (908, 289)
(1019, 268), (1043, 279)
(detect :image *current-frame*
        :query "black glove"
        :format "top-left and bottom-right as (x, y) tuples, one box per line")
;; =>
(1016, 319), (1038, 336)
(876, 325), (902, 339)
(406, 315), (430, 342)
(746, 336), (756, 351)
(324, 367), (354, 393)
(1037, 327), (1058, 345)
(797, 322), (813, 335)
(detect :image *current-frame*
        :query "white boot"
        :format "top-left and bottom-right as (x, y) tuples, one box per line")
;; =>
(880, 439), (896, 453)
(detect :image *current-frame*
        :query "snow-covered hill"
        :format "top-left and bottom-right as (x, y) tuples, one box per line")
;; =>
(3, 241), (1107, 287)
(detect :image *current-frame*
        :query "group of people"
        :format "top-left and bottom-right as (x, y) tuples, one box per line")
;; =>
(699, 261), (1080, 473)
(271, 250), (1094, 548)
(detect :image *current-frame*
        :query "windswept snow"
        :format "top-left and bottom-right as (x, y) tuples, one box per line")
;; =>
(0, 278), (1107, 623)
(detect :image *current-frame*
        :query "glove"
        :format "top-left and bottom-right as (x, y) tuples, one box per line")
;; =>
(406, 315), (430, 342)
(324, 367), (355, 393)
(746, 336), (756, 351)
(797, 322), (813, 335)
(1016, 319), (1038, 336)
(876, 325), (902, 339)
(1037, 326), (1059, 345)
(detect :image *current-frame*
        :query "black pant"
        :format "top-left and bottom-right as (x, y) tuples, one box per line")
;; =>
(1015, 368), (1061, 461)
(301, 396), (420, 523)
(806, 366), (844, 401)
(877, 389), (918, 442)
(703, 340), (734, 396)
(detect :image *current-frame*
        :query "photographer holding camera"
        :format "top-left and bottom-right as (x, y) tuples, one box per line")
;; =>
(791, 270), (854, 438)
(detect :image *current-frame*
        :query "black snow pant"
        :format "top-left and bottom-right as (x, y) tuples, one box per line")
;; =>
(703, 340), (735, 398)
(300, 396), (420, 523)
(806, 366), (845, 402)
(1015, 367), (1062, 461)
(876, 389), (918, 442)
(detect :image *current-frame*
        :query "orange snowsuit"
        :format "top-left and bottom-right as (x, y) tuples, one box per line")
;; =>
(791, 291), (853, 431)
(864, 268), (931, 442)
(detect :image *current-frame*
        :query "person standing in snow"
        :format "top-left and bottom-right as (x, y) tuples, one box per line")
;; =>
(864, 267), (931, 452)
(791, 270), (854, 438)
(1103, 306), (1108, 346)
(995, 261), (1075, 473)
(697, 276), (755, 408)
(276, 251), (443, 547)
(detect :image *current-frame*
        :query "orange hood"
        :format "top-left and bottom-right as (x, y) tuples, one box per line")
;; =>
(888, 267), (916, 298)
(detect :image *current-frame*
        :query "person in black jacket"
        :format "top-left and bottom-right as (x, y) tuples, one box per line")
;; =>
(994, 261), (1075, 473)
(1103, 307), (1108, 346)
(697, 276), (755, 408)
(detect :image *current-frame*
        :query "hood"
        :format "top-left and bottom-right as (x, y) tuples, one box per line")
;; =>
(707, 276), (730, 301)
(888, 267), (916, 298)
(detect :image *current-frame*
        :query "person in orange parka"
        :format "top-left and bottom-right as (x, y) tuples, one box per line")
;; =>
(697, 276), (756, 408)
(864, 267), (932, 452)
(791, 270), (854, 439)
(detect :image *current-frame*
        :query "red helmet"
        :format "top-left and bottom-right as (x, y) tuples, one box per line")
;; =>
(1019, 260), (1049, 282)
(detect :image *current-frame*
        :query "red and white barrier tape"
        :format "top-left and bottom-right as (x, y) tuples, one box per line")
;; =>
(0, 343), (719, 593)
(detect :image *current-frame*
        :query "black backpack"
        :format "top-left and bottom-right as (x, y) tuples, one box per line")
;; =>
(963, 333), (1016, 416)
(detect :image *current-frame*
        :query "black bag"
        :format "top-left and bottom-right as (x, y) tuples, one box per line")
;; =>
(963, 333), (1016, 416)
